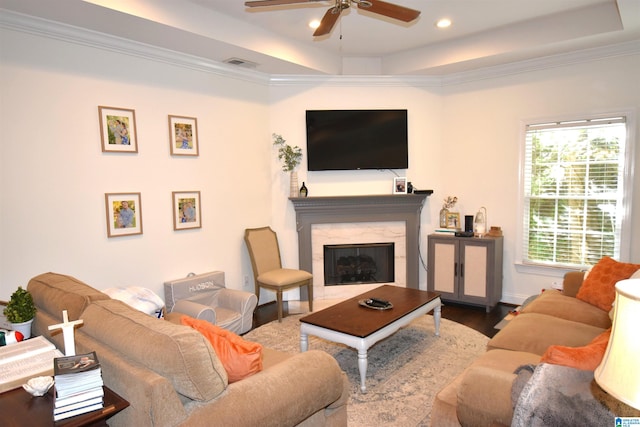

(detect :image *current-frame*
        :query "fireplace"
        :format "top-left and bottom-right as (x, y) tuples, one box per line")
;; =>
(290, 193), (431, 300)
(324, 243), (395, 285)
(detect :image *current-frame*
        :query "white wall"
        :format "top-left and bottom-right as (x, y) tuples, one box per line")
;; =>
(1, 23), (639, 306)
(0, 28), (271, 300)
(440, 55), (640, 302)
(268, 54), (640, 303)
(268, 81), (445, 297)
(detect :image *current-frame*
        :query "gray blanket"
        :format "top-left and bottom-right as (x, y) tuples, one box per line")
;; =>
(512, 363), (617, 427)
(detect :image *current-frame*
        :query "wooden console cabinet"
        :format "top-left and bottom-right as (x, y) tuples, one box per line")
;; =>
(427, 234), (503, 312)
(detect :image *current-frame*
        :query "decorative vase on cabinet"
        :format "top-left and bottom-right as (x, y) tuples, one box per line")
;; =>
(439, 208), (449, 228)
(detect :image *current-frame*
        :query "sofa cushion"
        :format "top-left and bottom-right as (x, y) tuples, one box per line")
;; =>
(520, 290), (611, 329)
(27, 272), (110, 320)
(81, 299), (227, 401)
(180, 315), (263, 383)
(576, 257), (639, 311)
(487, 313), (605, 355)
(540, 328), (611, 370)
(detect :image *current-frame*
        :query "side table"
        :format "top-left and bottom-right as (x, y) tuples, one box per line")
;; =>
(0, 385), (129, 427)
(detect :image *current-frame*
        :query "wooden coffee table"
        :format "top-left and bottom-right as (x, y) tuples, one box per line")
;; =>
(299, 285), (441, 393)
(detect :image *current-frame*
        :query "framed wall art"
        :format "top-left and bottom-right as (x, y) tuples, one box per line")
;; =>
(446, 212), (461, 229)
(169, 115), (199, 156)
(172, 191), (201, 230)
(99, 106), (138, 153)
(393, 177), (407, 194)
(105, 192), (143, 237)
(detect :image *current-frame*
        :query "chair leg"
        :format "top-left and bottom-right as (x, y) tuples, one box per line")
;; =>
(307, 281), (313, 313)
(276, 289), (283, 322)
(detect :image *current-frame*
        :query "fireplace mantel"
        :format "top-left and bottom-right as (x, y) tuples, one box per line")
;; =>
(290, 194), (431, 294)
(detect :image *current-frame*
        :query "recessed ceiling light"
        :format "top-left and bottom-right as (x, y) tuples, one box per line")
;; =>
(309, 19), (321, 30)
(436, 18), (452, 29)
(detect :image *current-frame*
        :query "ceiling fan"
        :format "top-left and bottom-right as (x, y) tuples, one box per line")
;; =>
(244, 0), (421, 37)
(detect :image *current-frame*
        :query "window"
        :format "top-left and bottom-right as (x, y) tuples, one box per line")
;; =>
(521, 115), (630, 268)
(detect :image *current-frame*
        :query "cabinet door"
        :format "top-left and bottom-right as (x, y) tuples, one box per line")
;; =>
(431, 239), (457, 296)
(460, 242), (488, 299)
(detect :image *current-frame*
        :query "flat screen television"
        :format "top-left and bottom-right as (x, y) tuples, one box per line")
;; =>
(306, 109), (408, 171)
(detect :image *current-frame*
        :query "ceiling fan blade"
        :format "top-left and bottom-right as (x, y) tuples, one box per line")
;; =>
(313, 7), (341, 36)
(357, 0), (420, 22)
(245, 0), (324, 7)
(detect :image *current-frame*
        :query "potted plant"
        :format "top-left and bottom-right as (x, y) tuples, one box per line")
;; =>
(4, 286), (36, 339)
(273, 133), (303, 197)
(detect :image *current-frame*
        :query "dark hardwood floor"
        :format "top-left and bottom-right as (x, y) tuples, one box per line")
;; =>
(253, 300), (514, 338)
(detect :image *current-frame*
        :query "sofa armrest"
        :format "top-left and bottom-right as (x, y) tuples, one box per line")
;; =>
(184, 350), (348, 427)
(172, 300), (216, 323)
(457, 366), (517, 427)
(562, 271), (586, 298)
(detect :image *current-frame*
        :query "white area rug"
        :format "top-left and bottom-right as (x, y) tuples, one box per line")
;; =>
(244, 314), (489, 426)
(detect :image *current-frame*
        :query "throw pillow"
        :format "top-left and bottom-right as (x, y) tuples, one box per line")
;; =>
(576, 257), (640, 311)
(181, 316), (263, 383)
(540, 328), (611, 371)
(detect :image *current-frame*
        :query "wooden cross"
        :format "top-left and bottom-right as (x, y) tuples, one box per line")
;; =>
(48, 310), (84, 356)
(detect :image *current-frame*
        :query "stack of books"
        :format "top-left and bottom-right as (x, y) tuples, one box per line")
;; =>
(53, 351), (104, 422)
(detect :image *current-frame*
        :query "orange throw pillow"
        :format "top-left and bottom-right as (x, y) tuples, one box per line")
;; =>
(576, 257), (640, 311)
(181, 316), (263, 383)
(540, 328), (611, 371)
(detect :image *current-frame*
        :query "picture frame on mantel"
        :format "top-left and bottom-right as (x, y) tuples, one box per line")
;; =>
(393, 177), (407, 194)
(99, 106), (138, 153)
(105, 192), (143, 237)
(169, 115), (199, 156)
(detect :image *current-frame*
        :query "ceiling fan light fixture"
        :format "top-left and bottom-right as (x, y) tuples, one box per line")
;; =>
(436, 18), (452, 29)
(309, 19), (321, 29)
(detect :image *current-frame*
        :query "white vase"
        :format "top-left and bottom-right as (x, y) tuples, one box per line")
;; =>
(11, 318), (34, 340)
(290, 171), (299, 198)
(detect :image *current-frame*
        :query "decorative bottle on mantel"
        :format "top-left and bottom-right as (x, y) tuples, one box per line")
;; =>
(299, 182), (308, 197)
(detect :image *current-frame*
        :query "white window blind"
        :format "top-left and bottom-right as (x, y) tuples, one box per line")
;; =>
(522, 116), (627, 268)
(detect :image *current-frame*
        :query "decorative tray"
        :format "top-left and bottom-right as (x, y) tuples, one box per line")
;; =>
(358, 299), (393, 311)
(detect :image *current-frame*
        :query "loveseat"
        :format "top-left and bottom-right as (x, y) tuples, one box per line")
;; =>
(431, 257), (640, 427)
(27, 272), (349, 427)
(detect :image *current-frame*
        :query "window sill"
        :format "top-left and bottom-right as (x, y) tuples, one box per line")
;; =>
(514, 262), (585, 278)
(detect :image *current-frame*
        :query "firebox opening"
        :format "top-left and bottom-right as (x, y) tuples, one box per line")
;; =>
(324, 243), (395, 285)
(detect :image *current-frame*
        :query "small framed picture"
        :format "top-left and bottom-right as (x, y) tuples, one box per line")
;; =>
(169, 115), (199, 156)
(99, 106), (138, 153)
(393, 177), (407, 194)
(105, 193), (143, 237)
(446, 212), (461, 229)
(172, 191), (202, 230)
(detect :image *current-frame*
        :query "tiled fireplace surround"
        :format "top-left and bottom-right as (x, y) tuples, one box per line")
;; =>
(290, 194), (429, 301)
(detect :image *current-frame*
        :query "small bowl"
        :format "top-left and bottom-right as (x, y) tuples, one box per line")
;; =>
(23, 376), (54, 396)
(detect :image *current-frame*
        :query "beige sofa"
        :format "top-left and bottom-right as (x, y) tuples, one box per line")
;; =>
(28, 272), (349, 427)
(431, 271), (614, 427)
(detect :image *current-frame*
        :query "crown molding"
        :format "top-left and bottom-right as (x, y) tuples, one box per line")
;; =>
(0, 9), (270, 86)
(440, 39), (640, 87)
(2, 9), (639, 89)
(268, 74), (442, 88)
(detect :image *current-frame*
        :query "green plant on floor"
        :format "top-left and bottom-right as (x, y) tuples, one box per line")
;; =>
(3, 286), (36, 323)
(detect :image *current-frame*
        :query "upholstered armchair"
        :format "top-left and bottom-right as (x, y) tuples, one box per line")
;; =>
(164, 271), (257, 334)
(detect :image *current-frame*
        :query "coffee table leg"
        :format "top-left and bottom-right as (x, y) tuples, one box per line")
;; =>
(434, 303), (441, 336)
(300, 332), (309, 352)
(358, 349), (368, 393)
